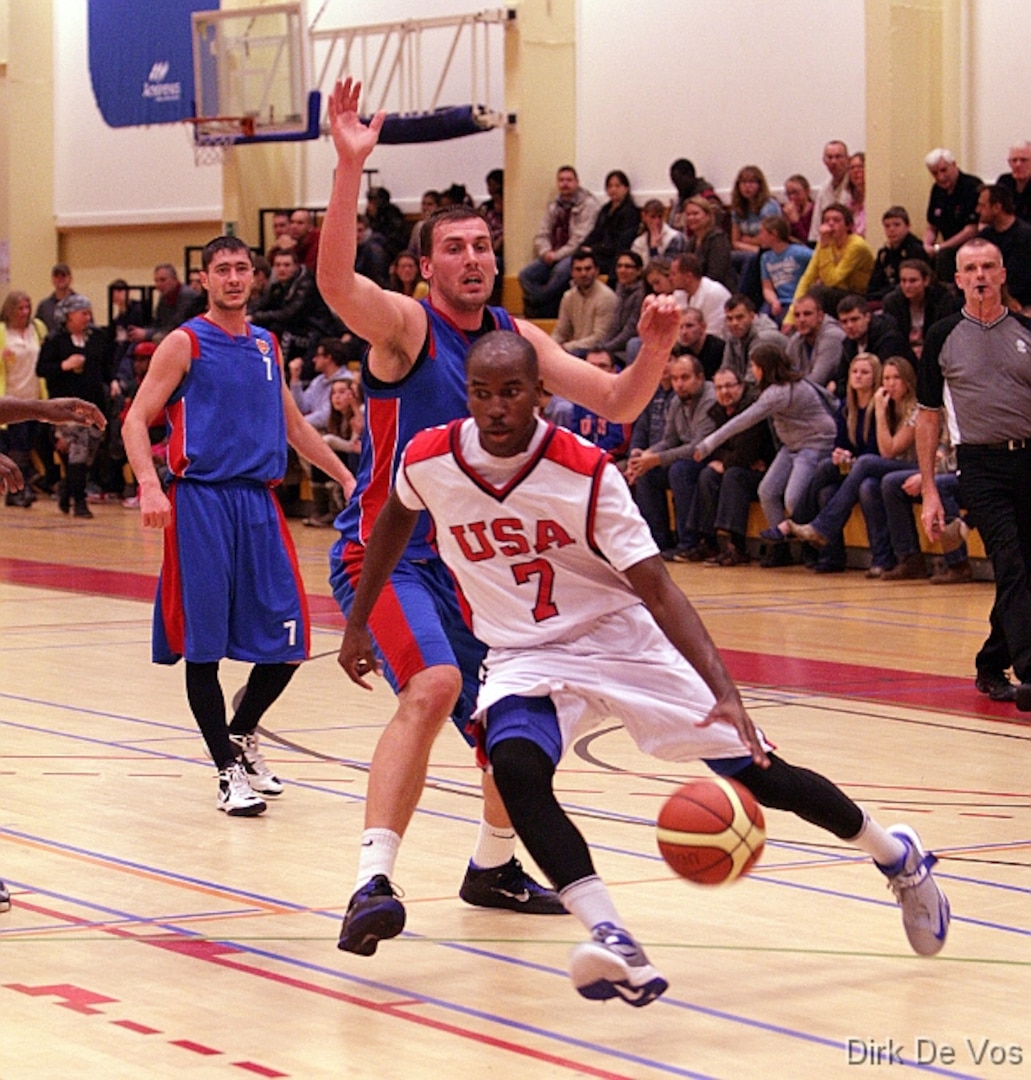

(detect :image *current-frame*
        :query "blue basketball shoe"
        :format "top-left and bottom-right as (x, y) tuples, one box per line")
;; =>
(569, 922), (668, 1006)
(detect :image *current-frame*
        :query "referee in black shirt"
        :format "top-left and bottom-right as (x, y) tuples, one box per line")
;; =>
(916, 237), (1031, 709)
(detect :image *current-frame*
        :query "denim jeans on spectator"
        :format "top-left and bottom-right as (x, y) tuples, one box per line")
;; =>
(633, 464), (674, 550)
(758, 445), (829, 527)
(518, 256), (573, 318)
(882, 469), (967, 565)
(809, 454), (913, 570)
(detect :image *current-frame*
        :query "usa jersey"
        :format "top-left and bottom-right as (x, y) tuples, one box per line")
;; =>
(394, 417), (659, 647)
(337, 299), (517, 559)
(165, 316), (287, 483)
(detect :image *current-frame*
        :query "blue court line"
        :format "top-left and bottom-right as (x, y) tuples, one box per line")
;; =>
(0, 873), (988, 1080)
(2, 712), (1028, 937)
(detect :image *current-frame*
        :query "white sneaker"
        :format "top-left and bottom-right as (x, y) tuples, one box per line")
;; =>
(0, 879), (10, 912)
(569, 923), (668, 1006)
(217, 761), (267, 816)
(229, 732), (283, 796)
(880, 825), (950, 956)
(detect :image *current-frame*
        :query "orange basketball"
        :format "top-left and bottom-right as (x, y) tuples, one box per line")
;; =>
(656, 777), (765, 885)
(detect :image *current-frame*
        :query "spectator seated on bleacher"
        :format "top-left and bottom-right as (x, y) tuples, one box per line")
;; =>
(568, 350), (631, 464)
(691, 366), (775, 567)
(580, 169), (640, 279)
(720, 294), (782, 383)
(790, 353), (882, 573)
(880, 419), (973, 584)
(519, 165), (600, 318)
(865, 205), (931, 301)
(788, 357), (919, 577)
(784, 203), (874, 330)
(681, 196), (735, 290)
(671, 306), (725, 378)
(595, 250), (644, 367)
(729, 164), (781, 303)
(624, 355), (674, 470)
(880, 259), (959, 360)
(833, 292), (910, 391)
(631, 199), (687, 266)
(785, 291), (846, 388)
(550, 248), (617, 356)
(692, 342), (835, 567)
(625, 354), (716, 558)
(670, 253), (731, 337)
(757, 214), (812, 326)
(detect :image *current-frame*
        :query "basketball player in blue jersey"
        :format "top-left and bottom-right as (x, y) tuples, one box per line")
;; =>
(123, 237), (356, 818)
(317, 77), (681, 955)
(339, 330), (950, 1003)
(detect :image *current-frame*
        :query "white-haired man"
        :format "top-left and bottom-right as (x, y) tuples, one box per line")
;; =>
(922, 148), (982, 279)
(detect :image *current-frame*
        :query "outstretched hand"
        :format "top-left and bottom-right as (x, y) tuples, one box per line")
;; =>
(39, 398), (108, 430)
(636, 294), (681, 354)
(0, 452), (23, 494)
(327, 78), (386, 168)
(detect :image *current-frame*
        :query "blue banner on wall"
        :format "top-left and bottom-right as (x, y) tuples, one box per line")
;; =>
(88, 0), (218, 127)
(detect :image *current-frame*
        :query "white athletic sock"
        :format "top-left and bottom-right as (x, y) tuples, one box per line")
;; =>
(559, 875), (622, 933)
(355, 828), (401, 890)
(848, 810), (907, 869)
(470, 819), (517, 870)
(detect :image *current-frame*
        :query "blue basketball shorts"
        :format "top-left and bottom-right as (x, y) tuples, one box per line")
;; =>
(330, 538), (487, 743)
(154, 479), (310, 665)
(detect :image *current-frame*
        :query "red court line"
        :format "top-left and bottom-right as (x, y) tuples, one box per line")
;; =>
(0, 556), (344, 625)
(0, 555), (1021, 720)
(10, 897), (637, 1080)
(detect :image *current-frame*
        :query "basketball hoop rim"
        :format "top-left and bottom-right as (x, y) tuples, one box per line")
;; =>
(185, 115), (256, 143)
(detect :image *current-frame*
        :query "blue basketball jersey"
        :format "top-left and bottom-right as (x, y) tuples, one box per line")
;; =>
(165, 316), (287, 484)
(335, 299), (517, 559)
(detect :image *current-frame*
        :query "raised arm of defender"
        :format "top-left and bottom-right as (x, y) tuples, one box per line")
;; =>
(317, 78), (427, 377)
(518, 295), (680, 423)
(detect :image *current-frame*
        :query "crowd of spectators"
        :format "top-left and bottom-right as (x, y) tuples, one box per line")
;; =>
(507, 138), (1031, 577)
(5, 137), (1027, 576)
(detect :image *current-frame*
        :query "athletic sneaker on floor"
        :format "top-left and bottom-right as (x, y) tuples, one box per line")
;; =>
(569, 922), (668, 1006)
(217, 761), (267, 817)
(878, 824), (950, 956)
(338, 874), (406, 955)
(0, 879), (10, 913)
(229, 732), (284, 796)
(459, 857), (567, 914)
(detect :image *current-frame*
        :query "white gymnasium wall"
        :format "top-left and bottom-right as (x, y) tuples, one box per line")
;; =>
(51, 0), (1027, 228)
(967, 0), (1029, 182)
(575, 0), (866, 204)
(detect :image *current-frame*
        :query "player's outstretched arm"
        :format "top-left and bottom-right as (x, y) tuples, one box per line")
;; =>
(625, 555), (769, 767)
(0, 396), (107, 430)
(317, 79), (424, 372)
(338, 490), (420, 688)
(123, 329), (190, 529)
(520, 294), (680, 422)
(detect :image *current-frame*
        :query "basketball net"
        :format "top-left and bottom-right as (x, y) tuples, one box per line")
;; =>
(185, 116), (255, 167)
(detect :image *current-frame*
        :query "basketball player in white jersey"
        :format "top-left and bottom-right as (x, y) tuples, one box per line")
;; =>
(338, 329), (951, 1004)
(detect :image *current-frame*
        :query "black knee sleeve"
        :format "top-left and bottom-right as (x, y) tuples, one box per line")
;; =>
(185, 660), (235, 769)
(228, 662), (298, 736)
(732, 753), (864, 840)
(490, 738), (595, 890)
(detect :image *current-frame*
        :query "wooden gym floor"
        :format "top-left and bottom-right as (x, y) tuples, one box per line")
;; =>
(0, 499), (1027, 1079)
